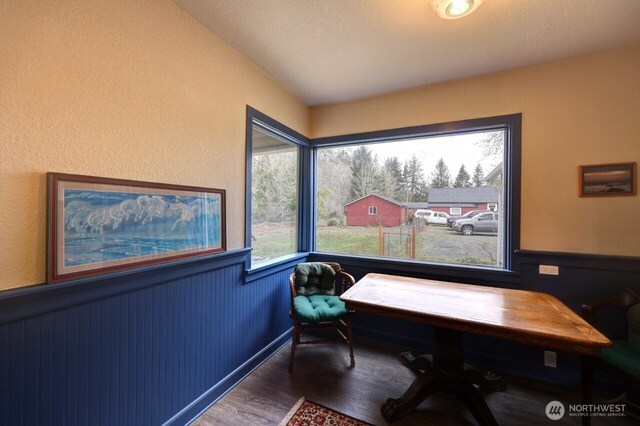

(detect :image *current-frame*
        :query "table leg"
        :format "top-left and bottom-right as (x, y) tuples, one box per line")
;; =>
(465, 364), (506, 392)
(381, 328), (500, 425)
(581, 355), (593, 426)
(400, 353), (505, 392)
(381, 371), (439, 421)
(456, 379), (499, 426)
(399, 351), (433, 374)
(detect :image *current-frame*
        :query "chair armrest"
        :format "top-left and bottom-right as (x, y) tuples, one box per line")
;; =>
(581, 303), (599, 326)
(582, 288), (640, 327)
(289, 272), (297, 314)
(336, 270), (356, 295)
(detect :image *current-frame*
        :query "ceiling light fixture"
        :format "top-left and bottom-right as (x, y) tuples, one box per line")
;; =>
(430, 0), (485, 20)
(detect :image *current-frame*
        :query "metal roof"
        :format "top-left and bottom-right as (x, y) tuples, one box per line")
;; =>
(344, 193), (404, 207)
(403, 202), (430, 209)
(427, 187), (500, 204)
(484, 163), (503, 182)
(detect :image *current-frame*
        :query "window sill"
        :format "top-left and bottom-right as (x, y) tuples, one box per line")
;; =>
(308, 252), (521, 287)
(244, 252), (309, 284)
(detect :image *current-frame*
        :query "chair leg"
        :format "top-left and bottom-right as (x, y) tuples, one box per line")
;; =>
(289, 321), (300, 373)
(346, 315), (355, 368)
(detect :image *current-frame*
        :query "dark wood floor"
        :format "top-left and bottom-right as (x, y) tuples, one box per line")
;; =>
(193, 339), (637, 425)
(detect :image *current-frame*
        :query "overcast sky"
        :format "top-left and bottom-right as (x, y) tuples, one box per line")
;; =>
(326, 130), (504, 179)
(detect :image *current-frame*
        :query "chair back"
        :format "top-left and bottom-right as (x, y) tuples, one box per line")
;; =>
(583, 288), (640, 345)
(289, 262), (353, 314)
(293, 262), (338, 296)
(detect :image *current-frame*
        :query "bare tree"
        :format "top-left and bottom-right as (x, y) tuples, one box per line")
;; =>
(477, 131), (504, 160)
(379, 157), (403, 200)
(317, 148), (352, 223)
(350, 146), (379, 199)
(251, 152), (297, 224)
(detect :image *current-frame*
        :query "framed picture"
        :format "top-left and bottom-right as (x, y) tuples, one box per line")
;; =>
(579, 162), (636, 197)
(47, 173), (226, 283)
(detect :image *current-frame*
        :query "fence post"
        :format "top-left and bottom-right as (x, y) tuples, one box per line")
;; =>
(378, 224), (383, 256)
(411, 225), (417, 259)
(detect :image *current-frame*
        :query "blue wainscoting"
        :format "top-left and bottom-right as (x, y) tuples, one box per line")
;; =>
(0, 249), (297, 426)
(310, 250), (640, 390)
(2, 249), (639, 425)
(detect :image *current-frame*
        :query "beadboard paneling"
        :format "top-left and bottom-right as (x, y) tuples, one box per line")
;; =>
(0, 251), (295, 426)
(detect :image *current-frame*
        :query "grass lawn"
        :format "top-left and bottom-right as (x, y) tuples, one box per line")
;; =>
(253, 223), (501, 267)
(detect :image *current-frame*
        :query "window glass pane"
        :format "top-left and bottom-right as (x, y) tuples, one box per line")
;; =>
(316, 130), (505, 268)
(251, 126), (298, 264)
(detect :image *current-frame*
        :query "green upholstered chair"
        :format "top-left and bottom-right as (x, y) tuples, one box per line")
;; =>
(582, 288), (640, 420)
(288, 262), (355, 372)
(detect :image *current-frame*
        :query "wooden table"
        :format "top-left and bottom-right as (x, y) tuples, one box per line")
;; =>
(340, 273), (611, 425)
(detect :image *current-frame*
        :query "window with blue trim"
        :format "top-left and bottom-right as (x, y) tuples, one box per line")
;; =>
(246, 106), (310, 267)
(249, 124), (300, 265)
(313, 114), (521, 271)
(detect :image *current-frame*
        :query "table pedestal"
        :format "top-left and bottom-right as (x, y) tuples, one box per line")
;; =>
(381, 328), (505, 425)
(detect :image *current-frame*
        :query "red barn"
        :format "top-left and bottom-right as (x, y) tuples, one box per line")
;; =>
(345, 194), (406, 227)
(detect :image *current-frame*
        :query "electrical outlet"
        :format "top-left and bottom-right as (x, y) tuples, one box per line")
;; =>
(544, 351), (557, 368)
(539, 265), (559, 275)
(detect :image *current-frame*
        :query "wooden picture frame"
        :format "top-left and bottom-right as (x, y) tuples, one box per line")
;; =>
(47, 173), (226, 283)
(579, 162), (636, 197)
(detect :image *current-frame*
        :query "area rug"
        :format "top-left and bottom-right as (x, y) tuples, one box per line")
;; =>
(278, 397), (373, 426)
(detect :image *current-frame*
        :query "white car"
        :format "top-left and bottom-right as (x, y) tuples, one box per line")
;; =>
(414, 209), (435, 221)
(426, 211), (450, 225)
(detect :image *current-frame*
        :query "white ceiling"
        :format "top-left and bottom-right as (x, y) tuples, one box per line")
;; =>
(173, 0), (640, 106)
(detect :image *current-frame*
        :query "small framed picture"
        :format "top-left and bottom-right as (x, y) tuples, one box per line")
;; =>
(579, 162), (636, 197)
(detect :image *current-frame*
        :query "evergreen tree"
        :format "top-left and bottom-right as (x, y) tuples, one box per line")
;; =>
(454, 164), (471, 188)
(403, 154), (428, 202)
(472, 163), (484, 187)
(386, 157), (404, 186)
(349, 146), (379, 199)
(401, 162), (410, 199)
(430, 158), (451, 188)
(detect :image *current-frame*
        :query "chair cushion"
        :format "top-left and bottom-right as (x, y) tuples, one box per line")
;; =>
(628, 303), (640, 350)
(294, 262), (336, 296)
(602, 340), (640, 380)
(293, 294), (348, 323)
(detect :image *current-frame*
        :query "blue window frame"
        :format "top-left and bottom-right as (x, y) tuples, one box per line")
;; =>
(245, 107), (311, 270)
(245, 108), (521, 281)
(309, 114), (522, 280)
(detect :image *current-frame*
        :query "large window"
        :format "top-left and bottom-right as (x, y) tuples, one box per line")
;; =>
(249, 125), (300, 265)
(245, 110), (520, 274)
(315, 115), (520, 270)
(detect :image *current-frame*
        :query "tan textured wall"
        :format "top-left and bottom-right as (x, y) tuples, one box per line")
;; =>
(311, 47), (640, 257)
(0, 0), (308, 289)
